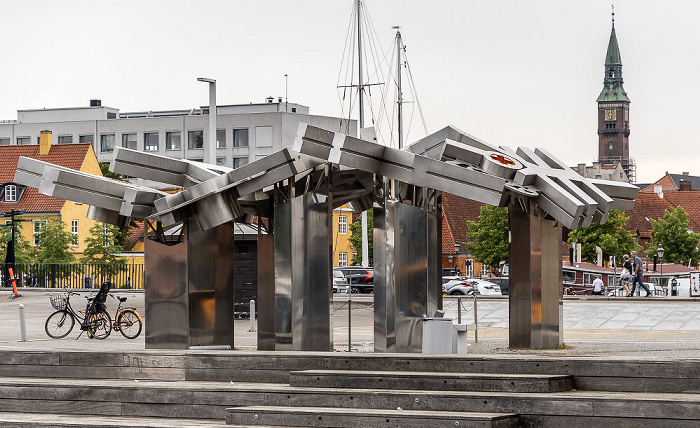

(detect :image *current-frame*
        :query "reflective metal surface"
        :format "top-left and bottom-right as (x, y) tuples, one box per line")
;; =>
(257, 233), (276, 351)
(187, 221), (235, 348)
(144, 234), (189, 349)
(508, 199), (561, 349)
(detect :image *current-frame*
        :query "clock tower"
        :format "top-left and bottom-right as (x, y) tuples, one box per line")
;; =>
(597, 10), (633, 181)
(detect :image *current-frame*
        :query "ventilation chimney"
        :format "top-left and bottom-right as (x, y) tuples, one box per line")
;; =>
(39, 130), (52, 155)
(266, 96), (274, 103)
(90, 99), (101, 107)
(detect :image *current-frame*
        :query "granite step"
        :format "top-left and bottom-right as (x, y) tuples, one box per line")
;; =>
(0, 412), (229, 428)
(290, 369), (574, 393)
(225, 406), (521, 428)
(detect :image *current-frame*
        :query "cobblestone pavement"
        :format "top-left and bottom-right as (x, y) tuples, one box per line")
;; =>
(2, 289), (700, 358)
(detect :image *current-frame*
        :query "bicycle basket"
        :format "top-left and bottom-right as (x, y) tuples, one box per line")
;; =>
(50, 294), (68, 311)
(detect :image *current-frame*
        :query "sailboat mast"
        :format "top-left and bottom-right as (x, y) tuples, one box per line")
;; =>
(357, 0), (369, 268)
(396, 29), (404, 149)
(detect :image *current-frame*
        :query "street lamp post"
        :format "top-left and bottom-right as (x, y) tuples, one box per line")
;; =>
(657, 246), (665, 296)
(197, 77), (217, 165)
(454, 243), (460, 275)
(448, 254), (453, 274)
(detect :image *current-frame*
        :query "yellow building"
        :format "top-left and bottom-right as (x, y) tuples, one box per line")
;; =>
(0, 131), (103, 254)
(332, 205), (356, 267)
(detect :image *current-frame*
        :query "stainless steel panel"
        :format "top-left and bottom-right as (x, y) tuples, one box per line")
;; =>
(187, 220), (235, 347)
(508, 200), (561, 349)
(257, 233), (276, 350)
(291, 191), (333, 351)
(274, 201), (293, 350)
(373, 182), (392, 353)
(145, 235), (189, 349)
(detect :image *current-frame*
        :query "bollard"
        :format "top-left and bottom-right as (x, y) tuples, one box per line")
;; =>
(348, 286), (352, 352)
(19, 304), (27, 342)
(249, 300), (256, 332)
(457, 296), (462, 324)
(473, 294), (478, 343)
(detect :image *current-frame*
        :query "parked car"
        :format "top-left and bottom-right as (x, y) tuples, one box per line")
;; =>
(442, 276), (475, 295)
(333, 267), (374, 293)
(487, 277), (509, 295)
(332, 269), (348, 293)
(470, 279), (502, 296)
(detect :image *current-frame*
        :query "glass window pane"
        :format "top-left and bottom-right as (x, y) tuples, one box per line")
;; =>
(122, 133), (137, 149)
(79, 135), (94, 144)
(17, 137), (31, 145)
(216, 129), (226, 148)
(233, 157), (248, 169)
(166, 131), (181, 150)
(4, 184), (17, 202)
(0, 138), (9, 145)
(100, 134), (115, 152)
(58, 135), (73, 144)
(188, 130), (203, 149)
(233, 129), (249, 147)
(144, 132), (159, 151)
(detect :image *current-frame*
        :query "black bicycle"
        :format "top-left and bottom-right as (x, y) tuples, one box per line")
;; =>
(45, 283), (112, 340)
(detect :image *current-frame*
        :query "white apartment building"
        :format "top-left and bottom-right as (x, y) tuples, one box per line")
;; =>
(0, 99), (356, 169)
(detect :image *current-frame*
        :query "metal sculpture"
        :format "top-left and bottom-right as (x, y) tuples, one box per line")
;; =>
(14, 122), (638, 351)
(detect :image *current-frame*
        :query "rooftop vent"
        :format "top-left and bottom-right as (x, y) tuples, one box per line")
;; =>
(266, 96), (274, 103)
(90, 99), (101, 107)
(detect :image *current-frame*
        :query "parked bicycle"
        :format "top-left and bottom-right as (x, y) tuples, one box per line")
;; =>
(108, 293), (143, 339)
(45, 282), (112, 340)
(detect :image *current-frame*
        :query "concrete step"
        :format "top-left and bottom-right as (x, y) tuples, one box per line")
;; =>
(0, 412), (229, 428)
(290, 369), (574, 393)
(0, 376), (698, 426)
(225, 406), (520, 428)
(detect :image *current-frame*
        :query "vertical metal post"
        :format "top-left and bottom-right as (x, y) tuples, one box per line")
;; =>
(348, 287), (352, 352)
(457, 296), (461, 324)
(249, 300), (256, 332)
(197, 77), (217, 165)
(473, 295), (478, 343)
(18, 304), (26, 342)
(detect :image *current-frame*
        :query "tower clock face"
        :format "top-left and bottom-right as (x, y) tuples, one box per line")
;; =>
(604, 109), (616, 121)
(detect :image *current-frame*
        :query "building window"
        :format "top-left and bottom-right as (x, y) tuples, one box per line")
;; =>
(338, 215), (347, 234)
(216, 157), (227, 167)
(79, 135), (94, 144)
(563, 270), (576, 283)
(4, 184), (17, 202)
(608, 142), (614, 150)
(481, 263), (489, 277)
(122, 133), (137, 149)
(33, 220), (46, 246)
(188, 130), (203, 149)
(233, 157), (248, 169)
(0, 138), (9, 145)
(256, 126), (273, 147)
(166, 131), (181, 150)
(465, 259), (474, 278)
(17, 137), (30, 145)
(583, 272), (595, 285)
(102, 224), (111, 247)
(339, 252), (348, 267)
(71, 220), (79, 247)
(100, 134), (115, 152)
(216, 129), (226, 148)
(144, 132), (159, 151)
(233, 129), (249, 147)
(58, 135), (73, 144)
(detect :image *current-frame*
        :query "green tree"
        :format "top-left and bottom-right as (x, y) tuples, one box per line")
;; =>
(99, 163), (136, 248)
(567, 209), (639, 263)
(348, 210), (373, 266)
(83, 222), (128, 282)
(465, 205), (509, 269)
(33, 217), (77, 264)
(650, 206), (700, 265)
(0, 220), (36, 264)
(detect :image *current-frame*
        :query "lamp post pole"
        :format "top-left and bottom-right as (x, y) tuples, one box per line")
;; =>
(657, 247), (664, 296)
(454, 243), (460, 275)
(197, 77), (217, 165)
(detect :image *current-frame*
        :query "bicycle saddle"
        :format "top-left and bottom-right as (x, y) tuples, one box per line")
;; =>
(118, 297), (127, 302)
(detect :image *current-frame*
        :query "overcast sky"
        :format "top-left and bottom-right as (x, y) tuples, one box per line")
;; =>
(1, 1), (697, 183)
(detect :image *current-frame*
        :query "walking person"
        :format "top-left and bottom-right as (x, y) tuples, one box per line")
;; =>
(621, 254), (633, 296)
(629, 250), (652, 297)
(592, 275), (604, 295)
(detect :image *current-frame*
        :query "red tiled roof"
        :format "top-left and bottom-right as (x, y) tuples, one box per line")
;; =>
(123, 220), (145, 251)
(639, 174), (677, 193)
(0, 144), (92, 214)
(626, 190), (700, 239)
(441, 193), (485, 254)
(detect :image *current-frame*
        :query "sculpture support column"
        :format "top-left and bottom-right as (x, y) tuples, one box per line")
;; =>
(509, 200), (562, 349)
(274, 191), (333, 351)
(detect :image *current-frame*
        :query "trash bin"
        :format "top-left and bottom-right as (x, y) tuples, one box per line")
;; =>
(422, 317), (456, 354)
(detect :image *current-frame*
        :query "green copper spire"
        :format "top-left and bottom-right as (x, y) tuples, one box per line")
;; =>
(597, 9), (630, 102)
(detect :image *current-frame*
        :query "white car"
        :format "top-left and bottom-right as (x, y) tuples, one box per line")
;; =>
(442, 276), (475, 295)
(332, 270), (348, 293)
(470, 279), (502, 296)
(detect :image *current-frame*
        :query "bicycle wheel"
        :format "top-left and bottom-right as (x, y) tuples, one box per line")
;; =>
(86, 310), (112, 340)
(117, 309), (143, 339)
(45, 310), (75, 339)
